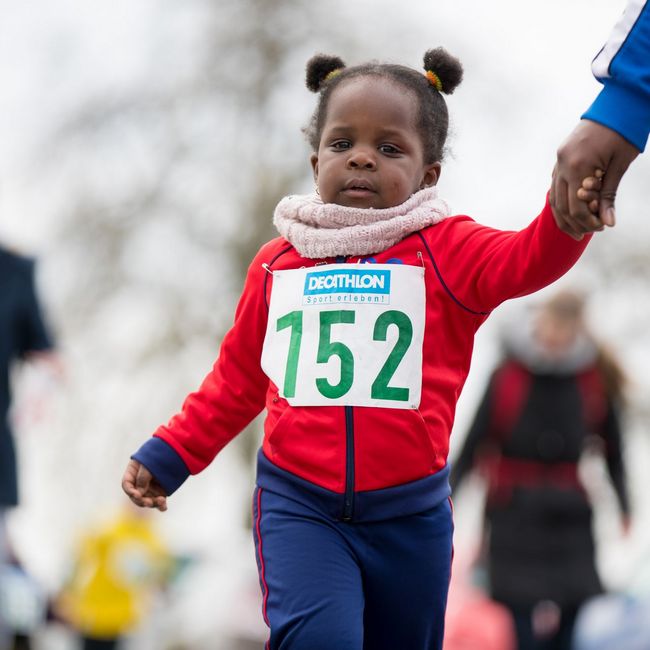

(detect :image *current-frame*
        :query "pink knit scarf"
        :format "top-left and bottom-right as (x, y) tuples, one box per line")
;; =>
(273, 187), (451, 259)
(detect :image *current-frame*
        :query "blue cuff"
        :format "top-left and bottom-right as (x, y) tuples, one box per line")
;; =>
(582, 83), (649, 152)
(131, 437), (190, 496)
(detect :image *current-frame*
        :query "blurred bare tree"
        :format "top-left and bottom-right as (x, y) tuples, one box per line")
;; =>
(581, 236), (650, 425)
(36, 0), (356, 519)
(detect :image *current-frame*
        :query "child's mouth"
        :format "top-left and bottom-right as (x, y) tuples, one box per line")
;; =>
(343, 180), (376, 197)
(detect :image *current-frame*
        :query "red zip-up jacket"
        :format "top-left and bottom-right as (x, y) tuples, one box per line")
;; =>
(133, 196), (590, 522)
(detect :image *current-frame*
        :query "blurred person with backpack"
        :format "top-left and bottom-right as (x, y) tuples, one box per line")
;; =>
(450, 290), (630, 650)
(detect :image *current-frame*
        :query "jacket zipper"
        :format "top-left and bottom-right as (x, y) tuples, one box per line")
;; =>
(335, 255), (355, 522)
(342, 405), (355, 521)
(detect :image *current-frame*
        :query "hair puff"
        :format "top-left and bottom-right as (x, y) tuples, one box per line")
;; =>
(305, 54), (346, 93)
(423, 48), (463, 95)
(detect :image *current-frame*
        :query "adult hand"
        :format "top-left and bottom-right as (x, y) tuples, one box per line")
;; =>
(550, 120), (640, 240)
(122, 459), (168, 511)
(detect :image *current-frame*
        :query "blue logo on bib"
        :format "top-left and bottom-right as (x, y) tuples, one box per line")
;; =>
(303, 269), (391, 305)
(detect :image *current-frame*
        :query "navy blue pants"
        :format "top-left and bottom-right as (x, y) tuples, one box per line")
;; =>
(252, 488), (454, 650)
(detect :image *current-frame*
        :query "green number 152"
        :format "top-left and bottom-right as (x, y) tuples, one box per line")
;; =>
(276, 309), (413, 401)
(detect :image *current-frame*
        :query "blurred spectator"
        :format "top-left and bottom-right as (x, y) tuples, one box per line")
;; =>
(55, 504), (172, 650)
(450, 290), (630, 650)
(572, 592), (650, 650)
(573, 536), (650, 649)
(0, 549), (47, 650)
(0, 245), (55, 649)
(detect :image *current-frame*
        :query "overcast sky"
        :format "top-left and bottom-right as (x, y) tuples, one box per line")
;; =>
(1, 0), (645, 245)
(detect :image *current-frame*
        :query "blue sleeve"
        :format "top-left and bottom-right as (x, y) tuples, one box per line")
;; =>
(582, 0), (650, 152)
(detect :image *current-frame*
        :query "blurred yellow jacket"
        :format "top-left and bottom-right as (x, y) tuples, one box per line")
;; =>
(58, 507), (171, 638)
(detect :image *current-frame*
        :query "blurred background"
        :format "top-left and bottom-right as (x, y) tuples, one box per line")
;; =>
(1, 0), (649, 648)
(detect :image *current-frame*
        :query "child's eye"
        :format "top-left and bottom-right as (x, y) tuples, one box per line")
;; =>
(379, 144), (401, 155)
(330, 140), (351, 150)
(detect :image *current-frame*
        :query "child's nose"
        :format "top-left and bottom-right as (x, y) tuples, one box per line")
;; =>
(346, 147), (377, 170)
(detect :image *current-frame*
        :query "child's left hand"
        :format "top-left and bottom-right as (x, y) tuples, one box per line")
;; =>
(576, 169), (605, 224)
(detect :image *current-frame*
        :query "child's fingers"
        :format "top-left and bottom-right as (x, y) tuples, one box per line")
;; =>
(121, 460), (168, 510)
(580, 176), (602, 191)
(152, 496), (168, 512)
(577, 189), (602, 221)
(580, 170), (605, 198)
(123, 483), (148, 507)
(577, 169), (605, 224)
(121, 460), (159, 508)
(135, 465), (154, 495)
(122, 460), (144, 500)
(565, 183), (596, 233)
(137, 467), (169, 510)
(125, 488), (166, 510)
(576, 188), (599, 203)
(567, 184), (602, 228)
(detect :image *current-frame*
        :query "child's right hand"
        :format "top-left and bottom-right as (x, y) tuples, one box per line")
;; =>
(121, 459), (168, 511)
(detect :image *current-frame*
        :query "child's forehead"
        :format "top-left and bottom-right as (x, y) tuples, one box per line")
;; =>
(326, 76), (419, 119)
(332, 74), (417, 101)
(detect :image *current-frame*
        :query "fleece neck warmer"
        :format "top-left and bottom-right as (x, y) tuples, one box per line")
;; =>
(273, 186), (450, 259)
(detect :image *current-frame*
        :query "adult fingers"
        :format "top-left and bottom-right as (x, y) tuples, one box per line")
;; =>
(598, 160), (629, 227)
(550, 174), (584, 240)
(554, 137), (589, 227)
(566, 177), (599, 231)
(553, 170), (602, 235)
(553, 123), (611, 235)
(561, 165), (603, 233)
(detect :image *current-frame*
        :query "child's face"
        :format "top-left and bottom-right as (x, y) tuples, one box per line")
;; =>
(311, 77), (440, 209)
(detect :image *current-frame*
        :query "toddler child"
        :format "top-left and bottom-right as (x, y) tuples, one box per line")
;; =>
(122, 48), (602, 650)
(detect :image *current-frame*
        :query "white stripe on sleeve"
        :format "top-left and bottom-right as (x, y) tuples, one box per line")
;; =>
(592, 0), (647, 79)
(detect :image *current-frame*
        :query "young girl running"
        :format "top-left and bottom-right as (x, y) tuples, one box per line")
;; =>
(122, 48), (601, 649)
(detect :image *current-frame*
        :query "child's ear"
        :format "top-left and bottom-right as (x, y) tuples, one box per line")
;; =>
(310, 153), (319, 181)
(420, 162), (442, 189)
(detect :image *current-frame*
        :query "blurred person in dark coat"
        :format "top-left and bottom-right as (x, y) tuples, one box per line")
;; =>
(0, 245), (55, 650)
(450, 290), (630, 650)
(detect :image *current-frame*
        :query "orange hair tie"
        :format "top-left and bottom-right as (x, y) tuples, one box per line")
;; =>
(425, 70), (443, 92)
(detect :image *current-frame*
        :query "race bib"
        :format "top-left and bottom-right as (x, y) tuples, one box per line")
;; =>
(261, 263), (425, 409)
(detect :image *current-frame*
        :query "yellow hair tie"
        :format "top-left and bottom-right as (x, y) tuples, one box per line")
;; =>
(425, 70), (443, 92)
(324, 68), (342, 83)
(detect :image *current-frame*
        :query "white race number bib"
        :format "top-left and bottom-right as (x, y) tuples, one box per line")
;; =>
(261, 263), (425, 409)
